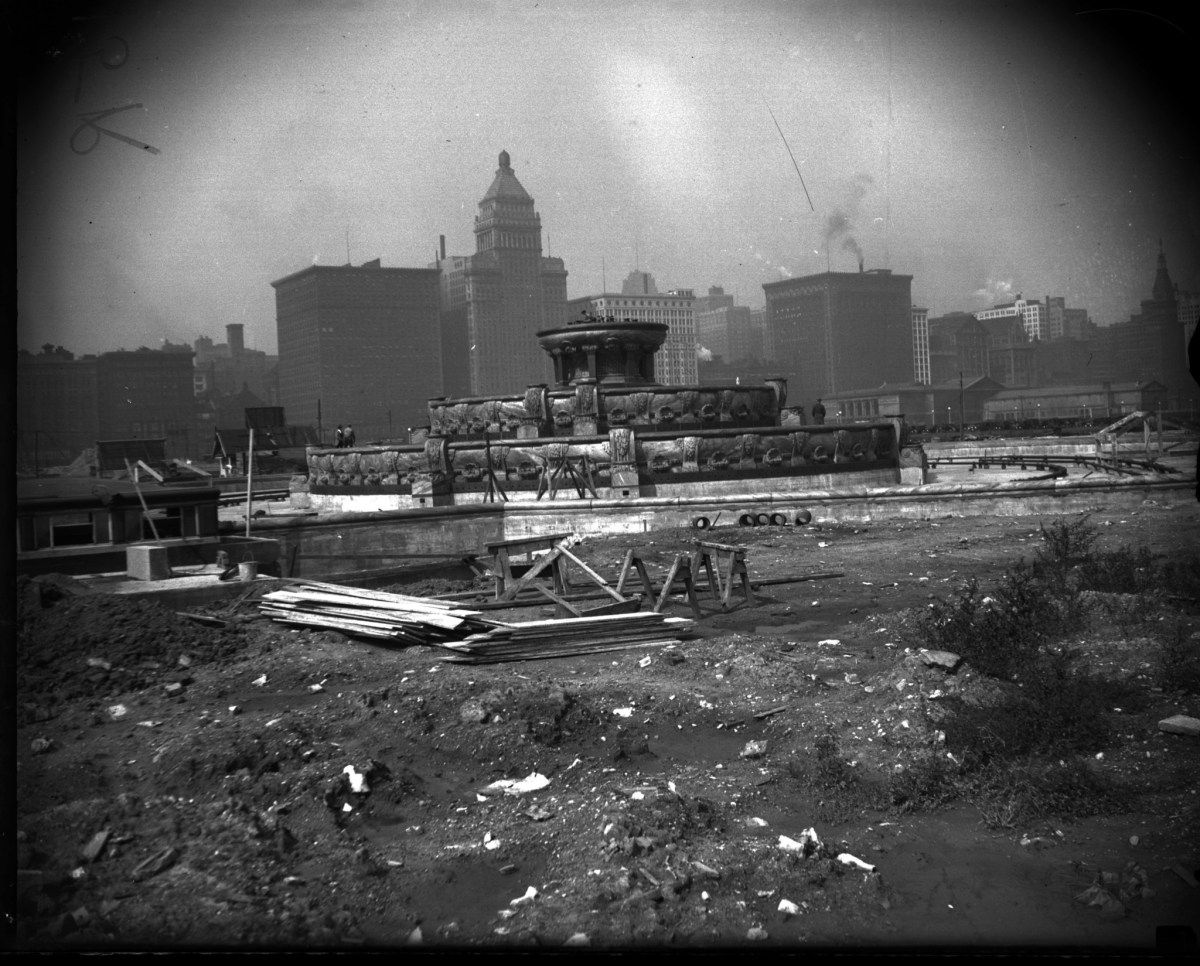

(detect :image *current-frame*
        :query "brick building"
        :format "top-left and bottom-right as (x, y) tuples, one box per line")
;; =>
(272, 259), (442, 442)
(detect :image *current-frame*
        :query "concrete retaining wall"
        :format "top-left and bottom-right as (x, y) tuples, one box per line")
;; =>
(249, 471), (1195, 578)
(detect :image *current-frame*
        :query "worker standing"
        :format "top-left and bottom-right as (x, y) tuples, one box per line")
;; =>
(811, 399), (826, 425)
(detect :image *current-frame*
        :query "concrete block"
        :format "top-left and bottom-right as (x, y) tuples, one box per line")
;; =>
(900, 467), (926, 485)
(1159, 714), (1200, 737)
(126, 544), (171, 581)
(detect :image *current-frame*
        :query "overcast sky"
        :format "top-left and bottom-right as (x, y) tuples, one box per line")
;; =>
(17, 0), (1200, 357)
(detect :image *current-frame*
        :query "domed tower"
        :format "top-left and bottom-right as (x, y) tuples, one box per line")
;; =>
(1151, 239), (1177, 306)
(461, 150), (569, 395)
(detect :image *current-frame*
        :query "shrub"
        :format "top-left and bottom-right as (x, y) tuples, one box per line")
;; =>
(971, 758), (1125, 829)
(1074, 545), (1156, 595)
(1155, 618), (1200, 694)
(918, 562), (1066, 678)
(1037, 517), (1097, 567)
(888, 752), (957, 812)
(937, 650), (1136, 772)
(787, 733), (884, 823)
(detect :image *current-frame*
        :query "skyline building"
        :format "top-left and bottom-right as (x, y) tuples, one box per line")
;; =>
(911, 305), (930, 385)
(190, 323), (279, 404)
(436, 151), (569, 396)
(1092, 244), (1194, 406)
(975, 297), (1046, 340)
(567, 272), (698, 385)
(763, 268), (914, 400)
(16, 345), (202, 466)
(271, 259), (442, 443)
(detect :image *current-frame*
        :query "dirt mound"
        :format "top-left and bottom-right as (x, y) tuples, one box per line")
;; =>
(16, 590), (252, 725)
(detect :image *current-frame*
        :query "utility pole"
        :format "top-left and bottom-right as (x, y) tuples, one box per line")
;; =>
(958, 370), (965, 436)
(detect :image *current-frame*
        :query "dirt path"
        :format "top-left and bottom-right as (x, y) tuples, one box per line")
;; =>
(12, 500), (1200, 949)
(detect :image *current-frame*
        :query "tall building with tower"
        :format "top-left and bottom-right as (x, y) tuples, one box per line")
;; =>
(763, 268), (914, 400)
(271, 259), (442, 442)
(435, 151), (569, 396)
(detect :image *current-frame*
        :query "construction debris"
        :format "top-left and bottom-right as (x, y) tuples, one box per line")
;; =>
(437, 612), (695, 664)
(259, 579), (501, 646)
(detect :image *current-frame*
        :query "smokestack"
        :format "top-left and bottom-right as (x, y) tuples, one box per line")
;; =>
(439, 235), (446, 260)
(226, 323), (244, 355)
(859, 257), (864, 273)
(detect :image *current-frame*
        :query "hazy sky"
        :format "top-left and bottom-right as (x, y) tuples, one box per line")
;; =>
(17, 0), (1200, 357)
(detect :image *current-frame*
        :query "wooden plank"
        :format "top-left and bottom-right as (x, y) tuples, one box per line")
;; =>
(485, 533), (576, 553)
(498, 536), (582, 600)
(276, 579), (462, 611)
(532, 583), (583, 617)
(439, 638), (683, 664)
(615, 548), (635, 596)
(654, 556), (685, 614)
(694, 538), (747, 554)
(558, 546), (627, 602)
(578, 597), (643, 617)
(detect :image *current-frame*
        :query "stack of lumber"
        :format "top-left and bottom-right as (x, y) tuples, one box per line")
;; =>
(259, 579), (502, 646)
(438, 611), (694, 664)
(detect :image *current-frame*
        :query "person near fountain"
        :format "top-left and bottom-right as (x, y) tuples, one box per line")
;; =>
(811, 399), (826, 425)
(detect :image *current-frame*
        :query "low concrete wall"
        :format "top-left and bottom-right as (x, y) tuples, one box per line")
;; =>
(925, 436), (1195, 460)
(250, 503), (505, 578)
(501, 475), (1195, 535)
(242, 469), (1195, 580)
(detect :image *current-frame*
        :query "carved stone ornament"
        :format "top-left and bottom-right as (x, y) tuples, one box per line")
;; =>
(424, 436), (451, 475)
(609, 427), (634, 465)
(523, 386), (546, 418)
(682, 435), (700, 466)
(575, 382), (596, 414)
(608, 407), (628, 425)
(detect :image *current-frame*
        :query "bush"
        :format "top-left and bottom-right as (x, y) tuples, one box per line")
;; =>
(971, 758), (1125, 829)
(937, 649), (1142, 771)
(1075, 545), (1156, 595)
(918, 562), (1067, 678)
(1036, 517), (1097, 569)
(787, 733), (884, 823)
(888, 752), (957, 813)
(1156, 619), (1200, 694)
(1159, 552), (1200, 599)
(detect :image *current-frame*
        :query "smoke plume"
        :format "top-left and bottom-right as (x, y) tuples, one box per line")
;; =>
(823, 173), (872, 270)
(695, 343), (714, 362)
(973, 277), (1016, 305)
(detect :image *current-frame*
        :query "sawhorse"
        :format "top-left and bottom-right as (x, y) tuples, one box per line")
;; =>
(691, 539), (754, 612)
(615, 549), (704, 618)
(482, 533), (630, 617)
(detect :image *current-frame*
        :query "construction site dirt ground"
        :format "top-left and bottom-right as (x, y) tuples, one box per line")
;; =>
(11, 498), (1200, 951)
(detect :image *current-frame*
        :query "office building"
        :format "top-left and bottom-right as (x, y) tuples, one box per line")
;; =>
(435, 151), (569, 396)
(191, 324), (279, 403)
(95, 348), (199, 456)
(911, 306), (930, 385)
(1092, 244), (1194, 407)
(272, 259), (442, 442)
(567, 272), (698, 385)
(694, 286), (764, 366)
(975, 297), (1046, 340)
(763, 268), (914, 400)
